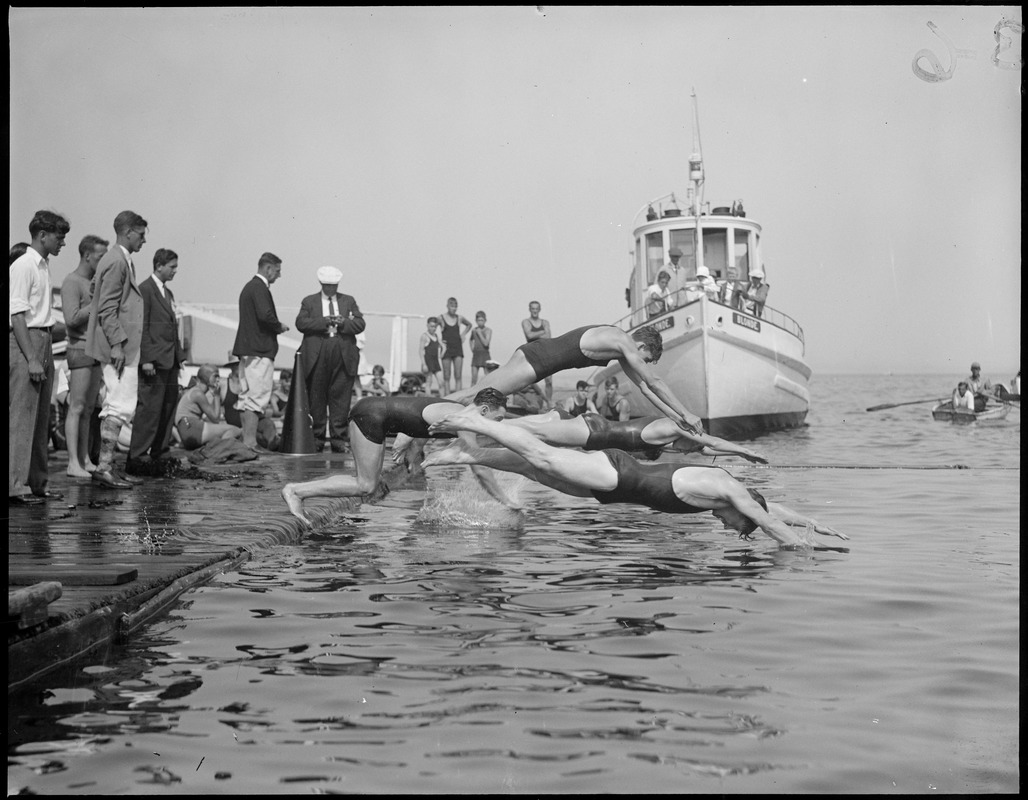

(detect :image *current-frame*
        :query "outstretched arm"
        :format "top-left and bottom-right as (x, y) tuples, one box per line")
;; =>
(618, 348), (703, 434)
(672, 431), (768, 463)
(767, 502), (848, 540)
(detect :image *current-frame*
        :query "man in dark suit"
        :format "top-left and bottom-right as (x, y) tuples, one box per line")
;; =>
(84, 210), (148, 489)
(126, 248), (187, 473)
(296, 266), (366, 452)
(232, 252), (290, 451)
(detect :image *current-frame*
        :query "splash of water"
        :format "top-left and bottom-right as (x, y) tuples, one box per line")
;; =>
(417, 474), (526, 528)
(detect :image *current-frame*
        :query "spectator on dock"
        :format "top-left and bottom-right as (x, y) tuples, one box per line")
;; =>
(367, 364), (391, 397)
(9, 210), (70, 505)
(594, 375), (631, 422)
(61, 234), (108, 478)
(296, 265), (365, 453)
(469, 310), (492, 385)
(420, 316), (444, 395)
(269, 368), (292, 417)
(224, 361), (279, 450)
(560, 380), (599, 418)
(127, 248), (187, 475)
(84, 210), (148, 490)
(440, 297), (473, 394)
(175, 364), (242, 448)
(521, 300), (553, 407)
(232, 252), (290, 453)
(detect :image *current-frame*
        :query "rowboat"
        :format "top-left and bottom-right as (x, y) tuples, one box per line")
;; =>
(931, 400), (1011, 424)
(590, 91), (810, 439)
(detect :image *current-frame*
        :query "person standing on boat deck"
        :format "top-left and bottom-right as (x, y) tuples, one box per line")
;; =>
(10, 210), (70, 505)
(689, 265), (720, 302)
(61, 234), (109, 478)
(560, 380), (599, 418)
(594, 375), (631, 422)
(127, 247), (187, 475)
(645, 270), (675, 318)
(423, 407), (847, 549)
(439, 297), (472, 394)
(296, 266), (365, 453)
(280, 388), (521, 524)
(84, 210), (149, 490)
(232, 252), (290, 452)
(952, 381), (975, 413)
(662, 246), (687, 304)
(521, 300), (553, 407)
(419, 316), (444, 395)
(738, 267), (769, 317)
(446, 324), (704, 436)
(469, 310), (492, 385)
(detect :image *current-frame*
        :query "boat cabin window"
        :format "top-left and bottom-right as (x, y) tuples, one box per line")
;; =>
(700, 228), (728, 280)
(731, 229), (750, 281)
(669, 230), (696, 278)
(644, 232), (664, 285)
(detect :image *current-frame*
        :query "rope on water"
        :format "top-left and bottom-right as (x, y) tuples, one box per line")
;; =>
(746, 464), (1018, 470)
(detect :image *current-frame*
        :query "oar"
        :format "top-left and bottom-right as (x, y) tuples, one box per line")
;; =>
(866, 397), (945, 412)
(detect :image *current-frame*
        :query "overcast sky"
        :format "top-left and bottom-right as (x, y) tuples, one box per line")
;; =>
(9, 6), (1021, 378)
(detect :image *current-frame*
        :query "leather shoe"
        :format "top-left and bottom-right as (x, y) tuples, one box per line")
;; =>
(91, 469), (132, 489)
(117, 470), (145, 485)
(32, 490), (65, 500)
(9, 494), (44, 506)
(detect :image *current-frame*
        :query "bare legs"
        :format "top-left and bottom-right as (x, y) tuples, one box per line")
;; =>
(445, 350), (540, 404)
(281, 421), (386, 523)
(65, 365), (102, 477)
(442, 356), (464, 393)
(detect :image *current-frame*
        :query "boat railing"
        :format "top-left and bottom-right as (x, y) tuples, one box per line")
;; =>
(618, 290), (805, 345)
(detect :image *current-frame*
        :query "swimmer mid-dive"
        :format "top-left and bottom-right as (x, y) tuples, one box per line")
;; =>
(424, 406), (847, 548)
(281, 389), (521, 524)
(445, 324), (704, 436)
(507, 409), (770, 463)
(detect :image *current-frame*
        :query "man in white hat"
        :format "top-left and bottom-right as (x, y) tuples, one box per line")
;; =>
(738, 266), (769, 317)
(296, 266), (365, 452)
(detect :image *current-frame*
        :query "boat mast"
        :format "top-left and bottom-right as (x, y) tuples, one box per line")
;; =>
(688, 88), (705, 269)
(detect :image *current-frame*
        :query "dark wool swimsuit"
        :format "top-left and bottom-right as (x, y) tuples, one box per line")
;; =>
(516, 325), (612, 380)
(348, 397), (457, 445)
(591, 448), (726, 514)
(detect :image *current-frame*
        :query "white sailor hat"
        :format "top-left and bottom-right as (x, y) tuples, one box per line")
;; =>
(695, 265), (710, 278)
(317, 265), (342, 284)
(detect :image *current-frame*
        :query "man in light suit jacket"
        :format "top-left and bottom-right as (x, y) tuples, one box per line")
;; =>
(84, 210), (149, 489)
(127, 248), (187, 472)
(296, 266), (366, 452)
(232, 252), (290, 451)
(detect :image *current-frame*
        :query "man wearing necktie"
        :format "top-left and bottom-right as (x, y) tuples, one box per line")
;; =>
(296, 266), (365, 452)
(127, 248), (187, 474)
(84, 210), (149, 489)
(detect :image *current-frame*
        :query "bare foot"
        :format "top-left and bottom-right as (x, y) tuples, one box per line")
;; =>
(428, 404), (487, 435)
(83, 460), (98, 473)
(67, 466), (93, 479)
(422, 440), (475, 468)
(281, 484), (311, 524)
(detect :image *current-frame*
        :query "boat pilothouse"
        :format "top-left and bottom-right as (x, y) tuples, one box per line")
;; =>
(591, 91), (812, 439)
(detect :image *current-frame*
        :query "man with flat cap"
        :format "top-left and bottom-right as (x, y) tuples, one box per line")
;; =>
(296, 266), (365, 452)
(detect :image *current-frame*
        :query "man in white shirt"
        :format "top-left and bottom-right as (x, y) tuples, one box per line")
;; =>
(9, 210), (70, 504)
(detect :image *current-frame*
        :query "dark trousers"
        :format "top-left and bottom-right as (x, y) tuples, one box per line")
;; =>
(306, 341), (355, 442)
(129, 365), (180, 461)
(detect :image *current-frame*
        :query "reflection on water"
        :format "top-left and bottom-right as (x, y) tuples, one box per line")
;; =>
(8, 375), (1019, 794)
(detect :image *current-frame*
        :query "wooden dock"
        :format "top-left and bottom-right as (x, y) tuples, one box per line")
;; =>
(7, 449), (417, 694)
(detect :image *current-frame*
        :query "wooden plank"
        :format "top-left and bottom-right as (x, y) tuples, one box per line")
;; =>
(8, 581), (63, 615)
(8, 565), (138, 586)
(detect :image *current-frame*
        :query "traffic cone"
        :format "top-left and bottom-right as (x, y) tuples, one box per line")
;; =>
(279, 350), (317, 454)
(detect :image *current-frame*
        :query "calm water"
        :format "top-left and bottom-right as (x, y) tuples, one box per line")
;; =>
(8, 374), (1019, 794)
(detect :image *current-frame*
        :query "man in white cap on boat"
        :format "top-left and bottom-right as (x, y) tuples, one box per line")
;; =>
(295, 266), (365, 453)
(737, 266), (769, 317)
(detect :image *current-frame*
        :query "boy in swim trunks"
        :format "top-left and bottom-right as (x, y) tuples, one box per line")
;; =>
(423, 407), (847, 548)
(281, 388), (520, 524)
(447, 324), (704, 436)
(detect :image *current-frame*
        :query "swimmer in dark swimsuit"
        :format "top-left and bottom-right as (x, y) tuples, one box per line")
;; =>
(446, 323), (704, 436)
(508, 410), (769, 463)
(423, 406), (847, 548)
(281, 389), (520, 524)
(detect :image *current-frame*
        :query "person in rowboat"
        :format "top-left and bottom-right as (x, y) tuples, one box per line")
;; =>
(952, 381), (975, 413)
(506, 409), (770, 463)
(423, 406), (846, 549)
(281, 388), (520, 524)
(446, 324), (704, 435)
